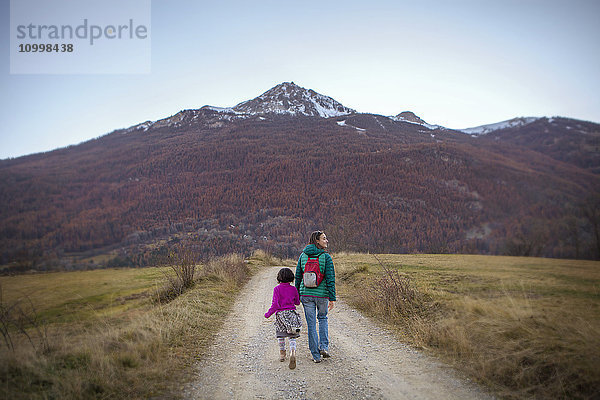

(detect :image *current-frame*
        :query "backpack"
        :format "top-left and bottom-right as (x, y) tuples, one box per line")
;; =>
(303, 254), (325, 288)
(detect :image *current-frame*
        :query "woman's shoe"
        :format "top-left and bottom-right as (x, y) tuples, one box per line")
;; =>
(320, 349), (331, 358)
(279, 350), (286, 362)
(313, 358), (322, 363)
(289, 350), (296, 369)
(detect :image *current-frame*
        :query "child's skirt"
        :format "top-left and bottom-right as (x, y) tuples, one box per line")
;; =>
(274, 309), (302, 338)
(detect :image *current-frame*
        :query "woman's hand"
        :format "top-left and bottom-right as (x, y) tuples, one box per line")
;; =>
(328, 301), (335, 311)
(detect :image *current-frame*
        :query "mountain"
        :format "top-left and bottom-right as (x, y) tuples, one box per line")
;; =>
(119, 82), (355, 134)
(231, 81), (355, 117)
(466, 117), (600, 173)
(1, 82), (599, 273)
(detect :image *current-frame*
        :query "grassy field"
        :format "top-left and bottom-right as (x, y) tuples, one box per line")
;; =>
(334, 253), (600, 399)
(0, 252), (277, 399)
(0, 267), (164, 324)
(2, 253), (598, 399)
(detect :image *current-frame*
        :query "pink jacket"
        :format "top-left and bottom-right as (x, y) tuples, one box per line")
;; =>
(264, 282), (300, 318)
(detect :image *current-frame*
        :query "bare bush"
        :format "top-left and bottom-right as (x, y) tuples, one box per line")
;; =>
(154, 246), (200, 303)
(370, 255), (424, 318)
(0, 285), (49, 353)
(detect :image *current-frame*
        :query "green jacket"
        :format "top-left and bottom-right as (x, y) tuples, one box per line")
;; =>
(295, 244), (336, 301)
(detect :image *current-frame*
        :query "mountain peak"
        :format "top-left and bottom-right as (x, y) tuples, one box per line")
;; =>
(390, 111), (440, 130)
(232, 82), (355, 118)
(393, 111), (427, 125)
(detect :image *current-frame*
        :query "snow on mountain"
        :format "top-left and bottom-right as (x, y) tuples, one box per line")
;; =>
(121, 107), (250, 133)
(459, 117), (540, 136)
(337, 120), (366, 132)
(200, 106), (241, 114)
(119, 82), (550, 139)
(122, 120), (153, 134)
(389, 111), (441, 130)
(232, 82), (355, 118)
(120, 82), (356, 133)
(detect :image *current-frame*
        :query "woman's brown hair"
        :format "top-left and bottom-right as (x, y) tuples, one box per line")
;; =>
(309, 231), (324, 245)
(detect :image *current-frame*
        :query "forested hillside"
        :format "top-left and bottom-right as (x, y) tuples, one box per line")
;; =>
(1, 87), (599, 272)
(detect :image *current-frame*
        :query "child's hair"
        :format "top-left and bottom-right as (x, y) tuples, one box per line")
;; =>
(277, 267), (295, 283)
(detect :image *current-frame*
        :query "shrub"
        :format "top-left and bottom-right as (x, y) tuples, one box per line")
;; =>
(154, 247), (199, 303)
(368, 255), (426, 318)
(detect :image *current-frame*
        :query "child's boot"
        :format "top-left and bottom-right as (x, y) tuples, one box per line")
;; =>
(279, 350), (286, 362)
(289, 349), (296, 369)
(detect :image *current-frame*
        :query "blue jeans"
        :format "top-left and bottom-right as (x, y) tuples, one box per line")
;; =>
(300, 295), (329, 360)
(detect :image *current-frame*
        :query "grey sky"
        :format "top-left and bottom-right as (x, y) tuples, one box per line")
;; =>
(1, 0), (599, 159)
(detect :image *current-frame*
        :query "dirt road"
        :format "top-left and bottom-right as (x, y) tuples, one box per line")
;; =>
(183, 266), (494, 399)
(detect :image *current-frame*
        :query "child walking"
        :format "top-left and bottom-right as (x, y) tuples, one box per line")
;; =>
(264, 268), (302, 369)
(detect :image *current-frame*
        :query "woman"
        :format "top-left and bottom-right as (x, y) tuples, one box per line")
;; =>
(295, 231), (336, 363)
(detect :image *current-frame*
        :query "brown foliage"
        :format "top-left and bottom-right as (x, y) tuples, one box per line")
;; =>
(1, 113), (598, 270)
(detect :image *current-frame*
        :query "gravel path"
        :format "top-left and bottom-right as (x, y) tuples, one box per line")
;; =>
(183, 266), (495, 399)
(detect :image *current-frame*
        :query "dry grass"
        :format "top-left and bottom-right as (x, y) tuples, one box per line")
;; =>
(335, 253), (600, 400)
(246, 249), (294, 269)
(202, 253), (249, 286)
(0, 252), (263, 399)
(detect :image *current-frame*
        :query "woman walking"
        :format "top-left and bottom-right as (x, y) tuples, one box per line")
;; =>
(295, 231), (336, 363)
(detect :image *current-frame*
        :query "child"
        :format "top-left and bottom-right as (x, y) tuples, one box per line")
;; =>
(264, 267), (302, 369)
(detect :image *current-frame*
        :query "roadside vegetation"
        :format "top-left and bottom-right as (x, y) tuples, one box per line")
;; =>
(0, 250), (280, 399)
(335, 253), (600, 399)
(3, 251), (597, 399)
